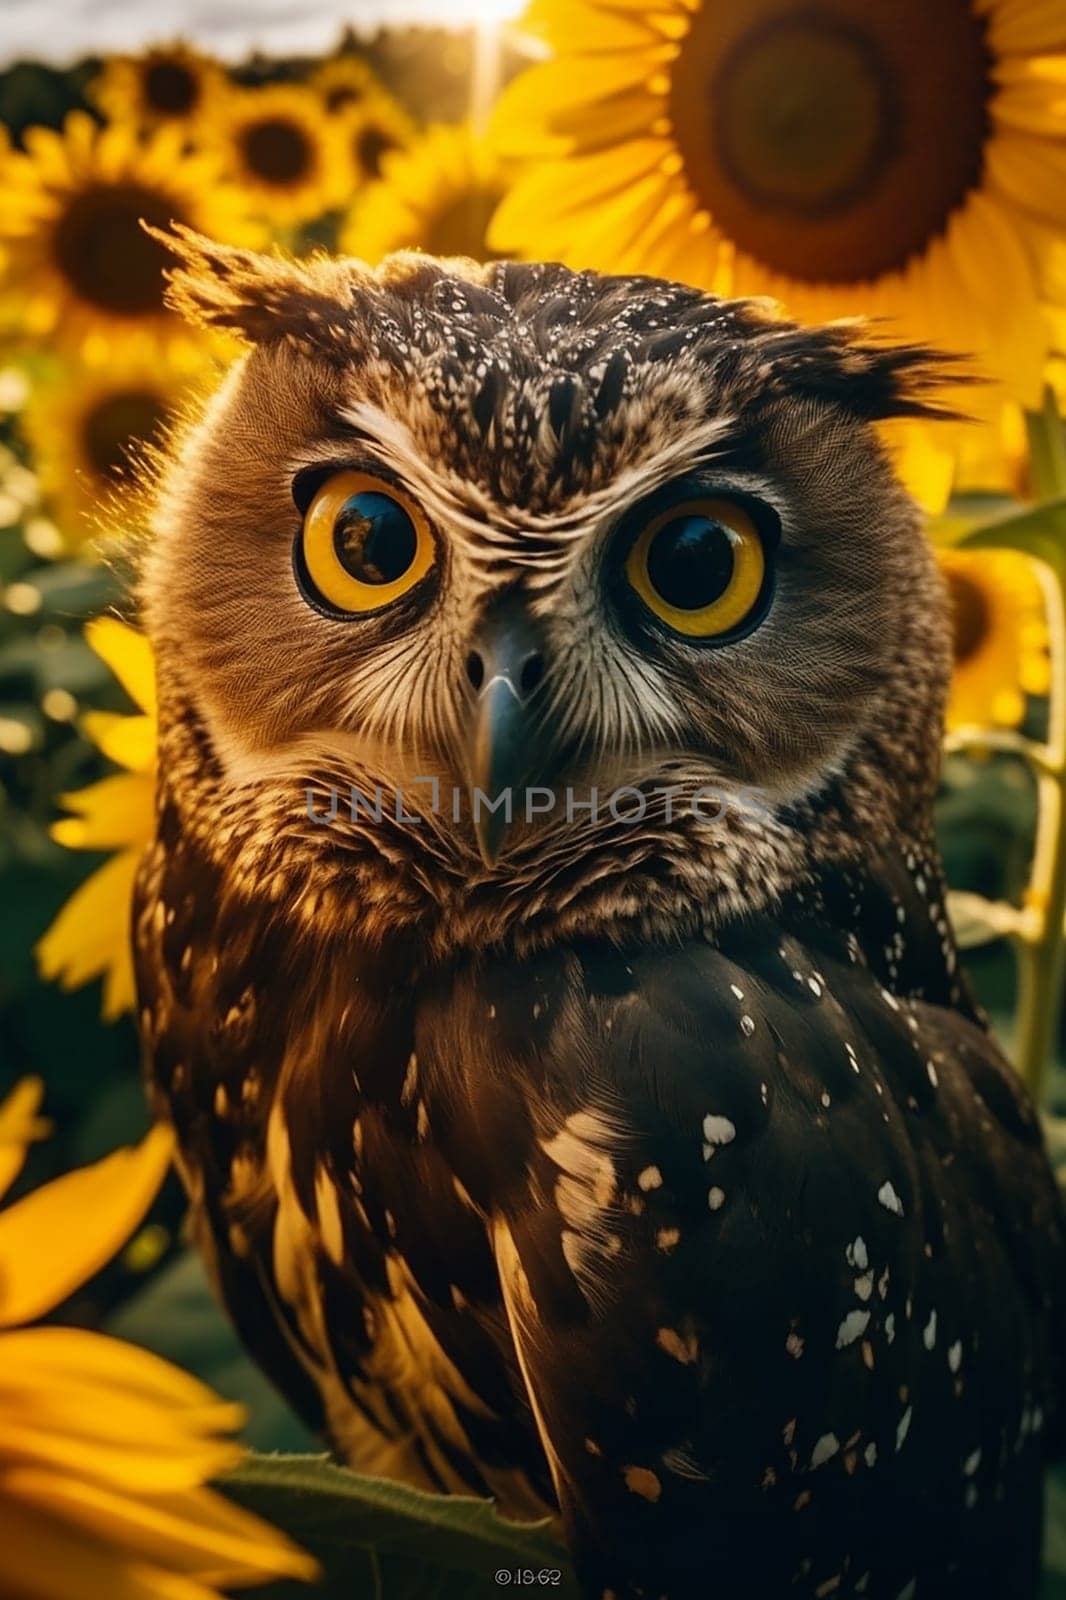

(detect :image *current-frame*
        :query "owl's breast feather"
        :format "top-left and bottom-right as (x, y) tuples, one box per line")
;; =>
(135, 818), (1066, 1598)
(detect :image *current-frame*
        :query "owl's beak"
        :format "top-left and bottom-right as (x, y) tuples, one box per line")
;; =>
(466, 609), (546, 867)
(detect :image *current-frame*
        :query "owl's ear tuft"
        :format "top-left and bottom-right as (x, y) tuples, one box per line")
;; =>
(146, 223), (368, 357)
(755, 320), (972, 423)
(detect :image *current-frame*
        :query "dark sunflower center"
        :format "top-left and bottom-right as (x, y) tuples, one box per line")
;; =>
(670, 0), (990, 282)
(143, 59), (199, 115)
(423, 185), (505, 261)
(242, 118), (313, 185)
(52, 185), (181, 316)
(946, 571), (991, 665)
(327, 85), (364, 113)
(82, 389), (171, 480)
(355, 124), (401, 179)
(717, 21), (891, 216)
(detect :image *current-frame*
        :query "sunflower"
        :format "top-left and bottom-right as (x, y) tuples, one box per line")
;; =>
(0, 112), (257, 359)
(0, 1081), (317, 1600)
(23, 353), (207, 548)
(309, 53), (383, 118)
(939, 548), (1051, 730)
(491, 0), (1066, 501)
(344, 92), (417, 192)
(206, 83), (350, 226)
(89, 43), (229, 135)
(37, 617), (156, 1019)
(342, 123), (507, 264)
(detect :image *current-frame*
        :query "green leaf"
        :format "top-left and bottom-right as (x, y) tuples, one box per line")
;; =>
(221, 1454), (578, 1600)
(25, 560), (125, 619)
(0, 530), (35, 583)
(1026, 389), (1066, 503)
(929, 493), (1022, 546)
(1044, 1465), (1066, 1590)
(939, 496), (1066, 575)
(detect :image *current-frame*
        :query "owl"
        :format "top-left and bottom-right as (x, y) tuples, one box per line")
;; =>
(134, 227), (1066, 1600)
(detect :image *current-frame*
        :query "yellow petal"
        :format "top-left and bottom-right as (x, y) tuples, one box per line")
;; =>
(587, 0), (680, 9)
(522, 0), (664, 50)
(1023, 217), (1066, 303)
(880, 417), (957, 513)
(993, 53), (1066, 134)
(492, 54), (668, 151)
(525, 49), (673, 112)
(637, 193), (720, 283)
(981, 0), (1066, 54)
(81, 710), (157, 774)
(0, 1415), (242, 1495)
(943, 190), (1046, 405)
(17, 120), (65, 167)
(85, 616), (157, 719)
(538, 87), (665, 152)
(985, 128), (1066, 225)
(53, 771), (155, 851)
(1, 1387), (244, 1461)
(36, 846), (140, 1012)
(0, 1123), (174, 1326)
(4, 1471), (318, 1588)
(488, 142), (665, 252)
(0, 1497), (220, 1600)
(0, 1078), (51, 1201)
(557, 170), (677, 269)
(0, 1325), (239, 1412)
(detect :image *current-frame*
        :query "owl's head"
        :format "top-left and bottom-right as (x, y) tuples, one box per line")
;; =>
(142, 229), (954, 950)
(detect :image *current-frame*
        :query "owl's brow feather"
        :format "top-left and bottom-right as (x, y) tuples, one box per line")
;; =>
(331, 400), (744, 560)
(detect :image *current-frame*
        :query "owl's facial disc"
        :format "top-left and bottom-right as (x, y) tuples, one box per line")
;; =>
(464, 487), (780, 864)
(287, 461), (789, 866)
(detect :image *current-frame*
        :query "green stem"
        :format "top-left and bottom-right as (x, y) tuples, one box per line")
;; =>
(1015, 389), (1066, 1095)
(1027, 386), (1066, 502)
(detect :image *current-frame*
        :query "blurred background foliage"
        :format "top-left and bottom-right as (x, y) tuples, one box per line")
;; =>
(0, 14), (1063, 1590)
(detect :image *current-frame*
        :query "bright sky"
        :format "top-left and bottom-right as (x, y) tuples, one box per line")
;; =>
(0, 0), (526, 65)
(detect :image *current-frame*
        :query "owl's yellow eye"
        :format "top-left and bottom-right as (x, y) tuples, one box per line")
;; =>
(625, 497), (768, 639)
(299, 470), (435, 614)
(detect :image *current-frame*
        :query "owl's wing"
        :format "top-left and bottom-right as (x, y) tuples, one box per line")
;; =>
(422, 915), (1066, 1600)
(133, 823), (556, 1515)
(133, 842), (332, 1439)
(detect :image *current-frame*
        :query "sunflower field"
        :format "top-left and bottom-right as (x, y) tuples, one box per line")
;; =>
(1, 5), (1066, 1598)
